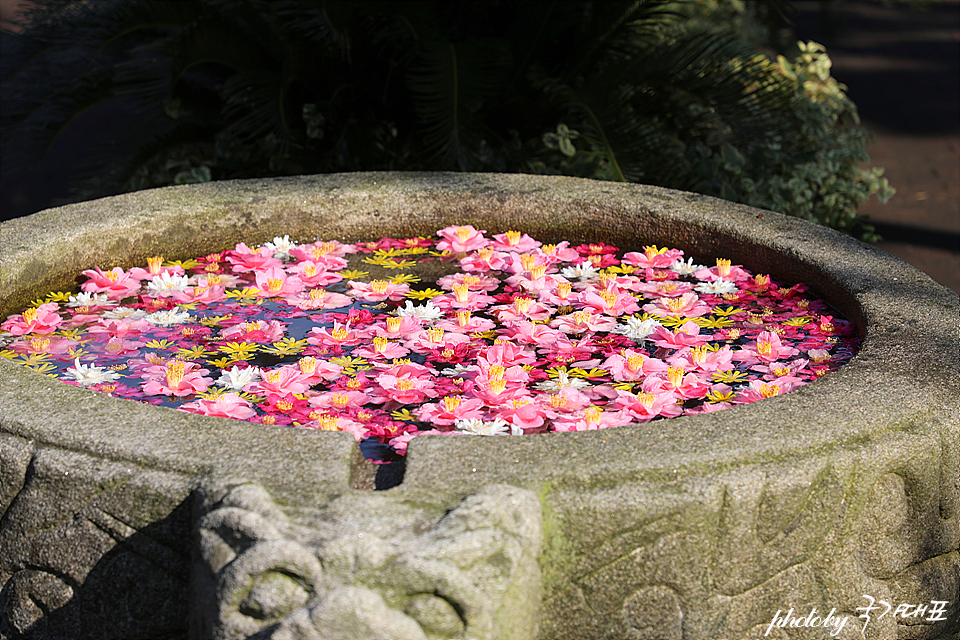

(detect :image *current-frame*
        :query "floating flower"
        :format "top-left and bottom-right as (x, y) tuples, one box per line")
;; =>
(141, 360), (212, 396)
(179, 392), (257, 419)
(1, 303), (63, 336)
(64, 358), (122, 386)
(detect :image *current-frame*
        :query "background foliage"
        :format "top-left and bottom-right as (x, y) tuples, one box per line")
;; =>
(1, 0), (892, 238)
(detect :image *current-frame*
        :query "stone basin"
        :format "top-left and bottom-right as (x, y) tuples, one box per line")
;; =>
(1, 172), (957, 640)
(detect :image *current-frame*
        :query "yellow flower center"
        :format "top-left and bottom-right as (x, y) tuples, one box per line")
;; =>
(550, 394), (567, 408)
(530, 265), (547, 280)
(773, 366), (790, 377)
(22, 308), (39, 324)
(304, 264), (318, 277)
(505, 230), (522, 245)
(520, 254), (537, 271)
(371, 280), (389, 294)
(165, 361), (186, 387)
(332, 326), (349, 341)
(332, 393), (349, 408)
(584, 406), (603, 424)
(456, 310), (471, 326)
(299, 357), (318, 374)
(427, 328), (445, 343)
(657, 283), (677, 293)
(716, 259), (731, 277)
(452, 284), (470, 303)
(373, 336), (389, 351)
(691, 345), (709, 364)
(557, 282), (572, 299)
(266, 278), (284, 293)
(636, 392), (656, 408)
(317, 415), (341, 431)
(756, 340), (773, 356)
(30, 336), (50, 350)
(626, 353), (645, 372)
(276, 399), (294, 411)
(488, 364), (505, 381)
(263, 370), (282, 384)
(455, 226), (473, 243)
(666, 298), (687, 312)
(667, 366), (684, 387)
(487, 380), (507, 395)
(396, 379), (417, 391)
(105, 270), (119, 282)
(147, 256), (164, 275)
(346, 378), (363, 390)
(759, 384), (780, 399)
(386, 317), (403, 333)
(514, 297), (533, 314)
(754, 274), (770, 287)
(443, 396), (462, 412)
(573, 310), (591, 325)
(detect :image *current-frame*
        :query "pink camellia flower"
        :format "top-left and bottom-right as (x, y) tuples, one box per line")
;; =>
(290, 239), (355, 263)
(642, 366), (710, 400)
(436, 310), (496, 335)
(479, 341), (538, 367)
(288, 288), (352, 310)
(579, 287), (640, 317)
(734, 330), (799, 365)
(9, 334), (79, 355)
(538, 280), (577, 307)
(225, 243), (284, 273)
(552, 405), (632, 432)
(642, 292), (710, 318)
(493, 297), (555, 323)
(308, 389), (371, 411)
(80, 267), (141, 300)
(648, 321), (710, 349)
(436, 273), (501, 292)
(347, 280), (411, 302)
(550, 309), (618, 334)
(249, 366), (311, 399)
(536, 241), (580, 264)
(288, 261), (343, 287)
(602, 348), (669, 382)
(372, 315), (422, 339)
(100, 337), (144, 358)
(694, 258), (751, 283)
(254, 267), (305, 297)
(436, 225), (489, 253)
(141, 360), (212, 397)
(404, 326), (471, 354)
(431, 285), (496, 311)
(503, 321), (562, 348)
(622, 245), (684, 270)
(459, 247), (509, 272)
(86, 317), (151, 341)
(374, 362), (438, 404)
(491, 397), (549, 433)
(667, 344), (736, 373)
(127, 256), (185, 281)
(611, 389), (683, 422)
(354, 336), (412, 360)
(490, 230), (541, 252)
(221, 319), (287, 343)
(733, 379), (803, 404)
(416, 395), (486, 426)
(306, 321), (367, 348)
(1, 302), (63, 335)
(293, 356), (343, 384)
(179, 393), (257, 419)
(170, 277), (227, 304)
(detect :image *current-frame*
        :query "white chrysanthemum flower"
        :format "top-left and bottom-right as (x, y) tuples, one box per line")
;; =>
(67, 292), (115, 307)
(146, 272), (190, 293)
(440, 363), (474, 378)
(64, 358), (121, 386)
(144, 308), (192, 326)
(216, 365), (261, 390)
(455, 418), (520, 436)
(533, 370), (591, 392)
(395, 300), (444, 323)
(265, 235), (297, 259)
(561, 263), (600, 281)
(101, 306), (148, 320)
(613, 316), (662, 341)
(695, 279), (738, 295)
(669, 257), (707, 276)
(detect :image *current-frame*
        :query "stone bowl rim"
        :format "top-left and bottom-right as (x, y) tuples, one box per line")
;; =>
(1, 171), (957, 495)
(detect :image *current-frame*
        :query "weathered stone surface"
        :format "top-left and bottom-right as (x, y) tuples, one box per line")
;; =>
(1, 173), (958, 639)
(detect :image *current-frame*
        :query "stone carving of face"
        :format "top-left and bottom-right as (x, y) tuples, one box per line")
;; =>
(192, 482), (543, 640)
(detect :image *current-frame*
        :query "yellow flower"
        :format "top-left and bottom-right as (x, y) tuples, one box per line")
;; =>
(783, 316), (813, 327)
(218, 342), (259, 358)
(262, 338), (310, 356)
(225, 287), (260, 302)
(340, 269), (369, 280)
(145, 339), (177, 350)
(391, 408), (418, 421)
(711, 370), (749, 384)
(45, 291), (73, 302)
(406, 288), (443, 300)
(175, 345), (216, 360)
(165, 258), (200, 269)
(207, 356), (243, 369)
(697, 316), (734, 329)
(712, 306), (744, 316)
(17, 353), (53, 366)
(390, 273), (422, 285)
(200, 314), (233, 326)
